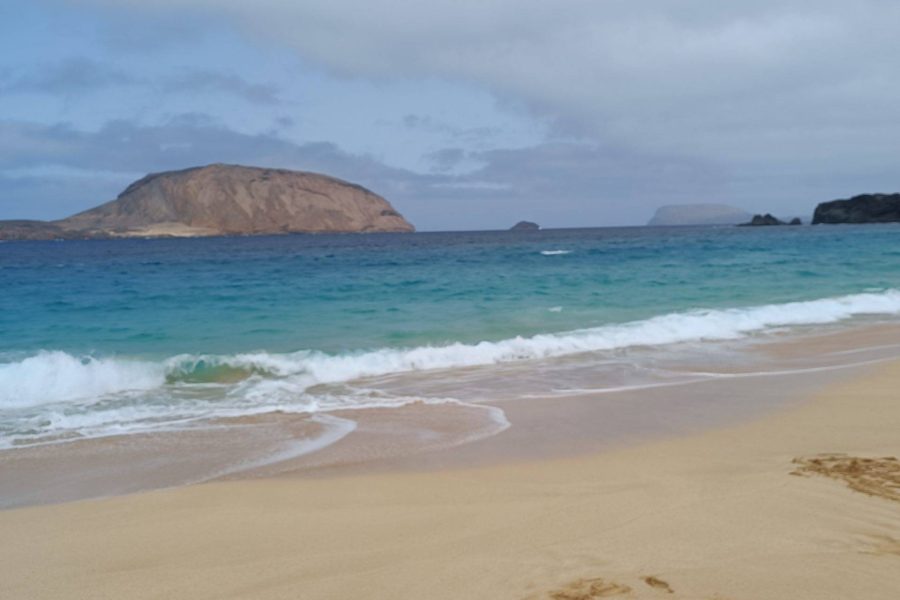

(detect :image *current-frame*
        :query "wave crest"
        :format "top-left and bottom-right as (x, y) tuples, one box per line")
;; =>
(0, 351), (165, 408)
(3, 289), (900, 410)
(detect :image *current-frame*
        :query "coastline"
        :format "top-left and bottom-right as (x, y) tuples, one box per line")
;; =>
(2, 352), (900, 597)
(3, 321), (900, 509)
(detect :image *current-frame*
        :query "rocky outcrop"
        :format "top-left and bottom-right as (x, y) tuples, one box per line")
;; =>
(740, 214), (785, 226)
(0, 164), (414, 240)
(510, 221), (540, 231)
(788, 218), (802, 226)
(812, 193), (900, 224)
(647, 204), (751, 226)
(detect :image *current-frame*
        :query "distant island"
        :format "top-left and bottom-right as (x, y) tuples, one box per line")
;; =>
(739, 214), (802, 226)
(813, 193), (900, 224)
(647, 204), (751, 226)
(0, 164), (414, 240)
(510, 221), (540, 231)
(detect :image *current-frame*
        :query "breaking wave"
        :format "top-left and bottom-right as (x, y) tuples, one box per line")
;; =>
(3, 289), (900, 411)
(0, 352), (165, 409)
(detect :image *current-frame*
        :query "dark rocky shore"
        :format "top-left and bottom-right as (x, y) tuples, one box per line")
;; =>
(813, 193), (900, 224)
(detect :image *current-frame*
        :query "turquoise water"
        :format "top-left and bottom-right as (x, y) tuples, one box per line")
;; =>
(1, 225), (900, 447)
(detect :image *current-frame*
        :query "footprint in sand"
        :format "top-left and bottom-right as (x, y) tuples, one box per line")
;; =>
(547, 577), (632, 599)
(642, 576), (674, 594)
(863, 534), (900, 557)
(541, 573), (737, 599)
(791, 454), (900, 503)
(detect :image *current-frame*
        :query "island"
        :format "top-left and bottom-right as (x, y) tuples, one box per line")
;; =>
(0, 164), (414, 240)
(510, 221), (540, 231)
(740, 213), (786, 226)
(812, 193), (900, 224)
(647, 204), (751, 226)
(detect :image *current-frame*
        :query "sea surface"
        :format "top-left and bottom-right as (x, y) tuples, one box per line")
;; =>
(2, 225), (900, 452)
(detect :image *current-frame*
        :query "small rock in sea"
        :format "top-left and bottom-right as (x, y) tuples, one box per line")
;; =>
(739, 213), (785, 226)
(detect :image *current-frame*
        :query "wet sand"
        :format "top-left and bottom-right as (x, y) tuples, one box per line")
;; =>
(2, 350), (900, 597)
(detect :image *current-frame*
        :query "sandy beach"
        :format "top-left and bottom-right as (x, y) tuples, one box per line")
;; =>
(2, 355), (899, 599)
(6, 2), (900, 598)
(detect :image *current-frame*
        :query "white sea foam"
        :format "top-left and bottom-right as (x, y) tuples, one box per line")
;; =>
(176, 288), (900, 391)
(3, 289), (900, 416)
(0, 351), (165, 409)
(204, 414), (359, 480)
(540, 249), (572, 255)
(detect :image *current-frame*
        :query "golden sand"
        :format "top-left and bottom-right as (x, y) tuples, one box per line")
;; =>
(2, 362), (899, 599)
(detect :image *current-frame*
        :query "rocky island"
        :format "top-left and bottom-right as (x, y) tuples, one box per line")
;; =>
(738, 214), (802, 226)
(740, 214), (784, 226)
(647, 204), (751, 226)
(510, 221), (540, 231)
(0, 164), (414, 240)
(812, 193), (900, 224)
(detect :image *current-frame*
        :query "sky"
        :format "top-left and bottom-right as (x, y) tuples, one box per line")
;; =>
(2, 1), (899, 230)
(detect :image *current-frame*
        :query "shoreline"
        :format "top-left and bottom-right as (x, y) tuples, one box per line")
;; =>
(2, 352), (900, 597)
(3, 321), (900, 509)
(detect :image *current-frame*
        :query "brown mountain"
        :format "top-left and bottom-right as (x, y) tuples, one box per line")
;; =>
(1, 164), (414, 240)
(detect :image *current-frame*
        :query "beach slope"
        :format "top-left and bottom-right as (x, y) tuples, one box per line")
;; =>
(2, 364), (899, 599)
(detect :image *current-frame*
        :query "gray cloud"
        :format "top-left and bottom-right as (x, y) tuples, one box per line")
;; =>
(0, 116), (732, 228)
(274, 115), (295, 129)
(97, 13), (210, 52)
(161, 70), (282, 105)
(4, 106), (898, 228)
(401, 114), (499, 145)
(0, 117), (431, 221)
(0, 58), (133, 94)
(81, 1), (900, 184)
(0, 118), (400, 179)
(1, 57), (282, 105)
(424, 147), (467, 173)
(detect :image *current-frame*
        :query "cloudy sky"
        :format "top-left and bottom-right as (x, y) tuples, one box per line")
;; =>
(2, 1), (899, 230)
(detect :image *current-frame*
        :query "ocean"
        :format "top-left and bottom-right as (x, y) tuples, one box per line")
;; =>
(2, 224), (900, 455)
